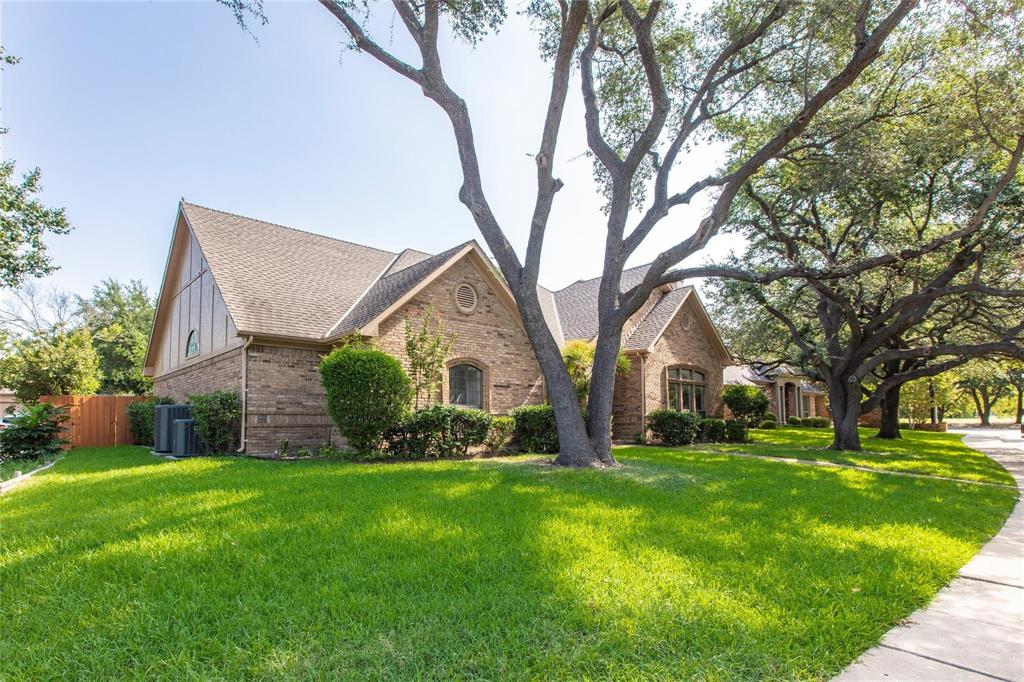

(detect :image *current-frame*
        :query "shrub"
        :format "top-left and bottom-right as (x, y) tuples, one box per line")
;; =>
(484, 415), (515, 452)
(647, 410), (702, 446)
(388, 405), (492, 458)
(787, 416), (802, 426)
(761, 412), (778, 423)
(724, 419), (749, 443)
(509, 404), (559, 453)
(127, 396), (175, 446)
(0, 403), (68, 463)
(320, 347), (413, 453)
(699, 418), (727, 443)
(803, 416), (830, 427)
(721, 385), (769, 424)
(759, 419), (778, 429)
(187, 390), (242, 455)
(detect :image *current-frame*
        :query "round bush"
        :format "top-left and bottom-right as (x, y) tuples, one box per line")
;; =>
(508, 404), (559, 453)
(699, 418), (727, 443)
(388, 405), (492, 458)
(787, 416), (803, 426)
(761, 412), (778, 423)
(721, 385), (769, 424)
(724, 419), (749, 443)
(758, 419), (778, 429)
(647, 410), (702, 446)
(321, 347), (413, 453)
(188, 390), (242, 455)
(804, 416), (830, 428)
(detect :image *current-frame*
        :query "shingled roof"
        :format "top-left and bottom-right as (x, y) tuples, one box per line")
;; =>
(622, 286), (693, 351)
(181, 202), (398, 341)
(552, 265), (651, 342)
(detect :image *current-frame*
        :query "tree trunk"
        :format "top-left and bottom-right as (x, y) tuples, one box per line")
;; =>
(1015, 387), (1022, 425)
(826, 375), (863, 450)
(979, 388), (992, 426)
(929, 380), (938, 424)
(586, 323), (623, 467)
(514, 297), (599, 467)
(876, 384), (902, 439)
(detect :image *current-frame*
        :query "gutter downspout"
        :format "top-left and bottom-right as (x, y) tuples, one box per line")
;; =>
(237, 335), (254, 453)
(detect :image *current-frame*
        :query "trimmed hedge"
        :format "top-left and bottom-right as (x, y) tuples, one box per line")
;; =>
(787, 416), (802, 426)
(699, 418), (727, 443)
(803, 416), (830, 428)
(320, 347), (413, 453)
(127, 396), (175, 446)
(388, 405), (492, 458)
(758, 419), (778, 429)
(761, 412), (778, 423)
(508, 404), (560, 453)
(187, 390), (242, 455)
(647, 410), (702, 446)
(725, 419), (749, 443)
(485, 415), (515, 452)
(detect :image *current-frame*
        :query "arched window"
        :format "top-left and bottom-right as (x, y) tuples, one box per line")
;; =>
(449, 363), (483, 409)
(667, 366), (706, 415)
(185, 329), (200, 359)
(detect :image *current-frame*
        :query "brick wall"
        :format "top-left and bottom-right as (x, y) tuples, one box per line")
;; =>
(375, 257), (546, 414)
(244, 344), (338, 455)
(611, 295), (729, 441)
(153, 346), (243, 401)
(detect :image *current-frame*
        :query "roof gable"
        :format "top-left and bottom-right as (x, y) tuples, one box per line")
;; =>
(622, 286), (732, 360)
(180, 202), (398, 341)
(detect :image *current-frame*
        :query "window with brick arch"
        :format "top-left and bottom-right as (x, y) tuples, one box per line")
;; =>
(449, 363), (483, 409)
(666, 366), (706, 416)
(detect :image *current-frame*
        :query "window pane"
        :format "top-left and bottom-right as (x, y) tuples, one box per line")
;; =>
(449, 364), (482, 409)
(668, 382), (680, 411)
(682, 384), (693, 411)
(185, 330), (199, 358)
(681, 369), (692, 380)
(668, 368), (680, 380)
(693, 371), (704, 382)
(694, 385), (705, 414)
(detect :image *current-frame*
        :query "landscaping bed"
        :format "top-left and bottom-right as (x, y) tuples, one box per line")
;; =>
(0, 440), (1015, 680)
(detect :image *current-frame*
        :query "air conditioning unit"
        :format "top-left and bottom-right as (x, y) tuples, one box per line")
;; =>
(154, 404), (190, 452)
(172, 418), (204, 457)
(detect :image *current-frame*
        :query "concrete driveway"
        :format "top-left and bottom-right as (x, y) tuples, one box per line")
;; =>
(836, 426), (1024, 681)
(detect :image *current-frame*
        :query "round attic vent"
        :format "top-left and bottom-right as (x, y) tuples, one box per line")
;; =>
(455, 283), (478, 313)
(679, 311), (693, 330)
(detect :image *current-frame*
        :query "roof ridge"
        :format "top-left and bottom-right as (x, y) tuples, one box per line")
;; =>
(180, 200), (399, 257)
(554, 263), (652, 293)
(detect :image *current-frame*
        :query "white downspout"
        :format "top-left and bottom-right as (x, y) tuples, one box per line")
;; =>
(237, 335), (254, 453)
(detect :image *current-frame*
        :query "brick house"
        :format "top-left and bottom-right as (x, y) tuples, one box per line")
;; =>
(723, 364), (829, 422)
(143, 202), (733, 453)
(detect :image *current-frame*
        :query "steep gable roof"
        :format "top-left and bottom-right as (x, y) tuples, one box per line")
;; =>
(327, 242), (473, 337)
(553, 264), (651, 342)
(180, 202), (398, 341)
(622, 286), (693, 351)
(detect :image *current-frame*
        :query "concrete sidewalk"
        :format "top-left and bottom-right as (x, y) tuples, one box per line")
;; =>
(835, 427), (1024, 681)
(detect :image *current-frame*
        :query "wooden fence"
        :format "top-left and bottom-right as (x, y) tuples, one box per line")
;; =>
(40, 396), (147, 448)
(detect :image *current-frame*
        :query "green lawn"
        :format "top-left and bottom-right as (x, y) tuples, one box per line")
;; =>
(692, 426), (1015, 486)
(0, 454), (56, 482)
(0, 443), (1016, 680)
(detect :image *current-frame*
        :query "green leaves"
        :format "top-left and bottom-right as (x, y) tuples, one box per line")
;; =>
(0, 329), (101, 403)
(0, 162), (71, 288)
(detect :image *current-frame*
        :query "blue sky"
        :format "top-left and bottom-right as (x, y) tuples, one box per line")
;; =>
(1, 0), (731, 300)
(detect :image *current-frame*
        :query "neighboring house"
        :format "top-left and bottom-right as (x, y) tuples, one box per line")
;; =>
(143, 202), (732, 453)
(724, 364), (829, 422)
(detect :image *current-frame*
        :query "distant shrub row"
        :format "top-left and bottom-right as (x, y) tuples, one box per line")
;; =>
(645, 410), (748, 445)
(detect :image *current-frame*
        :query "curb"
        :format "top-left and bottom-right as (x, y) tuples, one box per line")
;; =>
(0, 455), (64, 495)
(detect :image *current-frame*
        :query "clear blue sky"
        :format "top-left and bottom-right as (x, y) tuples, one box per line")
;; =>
(1, 0), (732, 300)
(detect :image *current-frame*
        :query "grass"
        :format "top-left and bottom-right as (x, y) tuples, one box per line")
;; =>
(0, 443), (1016, 680)
(691, 426), (1015, 486)
(0, 454), (57, 482)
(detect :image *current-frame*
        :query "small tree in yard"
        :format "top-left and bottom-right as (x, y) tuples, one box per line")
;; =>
(404, 307), (454, 409)
(321, 346), (413, 453)
(721, 385), (769, 425)
(561, 340), (630, 406)
(956, 360), (1010, 427)
(0, 329), (101, 402)
(220, 0), (916, 467)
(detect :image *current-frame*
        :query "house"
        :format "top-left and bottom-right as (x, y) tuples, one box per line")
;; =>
(723, 364), (829, 422)
(143, 202), (733, 453)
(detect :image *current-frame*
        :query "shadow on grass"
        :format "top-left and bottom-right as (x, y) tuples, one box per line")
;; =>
(0, 445), (1015, 680)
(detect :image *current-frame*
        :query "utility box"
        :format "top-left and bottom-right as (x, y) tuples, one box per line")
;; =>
(172, 418), (204, 457)
(154, 405), (190, 452)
